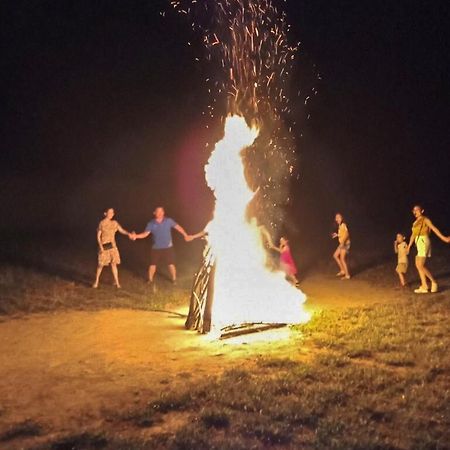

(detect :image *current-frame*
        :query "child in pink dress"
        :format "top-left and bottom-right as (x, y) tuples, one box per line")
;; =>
(272, 237), (300, 286)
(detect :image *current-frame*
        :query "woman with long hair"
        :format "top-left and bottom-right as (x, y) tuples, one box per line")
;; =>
(332, 213), (351, 280)
(407, 205), (450, 294)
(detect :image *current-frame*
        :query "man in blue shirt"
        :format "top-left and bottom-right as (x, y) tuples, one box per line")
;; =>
(132, 207), (192, 286)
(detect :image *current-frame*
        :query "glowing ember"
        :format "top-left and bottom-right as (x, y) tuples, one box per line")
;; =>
(171, 0), (312, 332)
(168, 0), (316, 229)
(205, 115), (309, 330)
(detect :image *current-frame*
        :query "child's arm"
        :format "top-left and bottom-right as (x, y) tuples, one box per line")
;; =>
(259, 225), (275, 248)
(394, 241), (398, 254)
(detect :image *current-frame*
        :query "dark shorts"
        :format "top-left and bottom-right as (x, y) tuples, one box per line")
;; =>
(150, 247), (176, 266)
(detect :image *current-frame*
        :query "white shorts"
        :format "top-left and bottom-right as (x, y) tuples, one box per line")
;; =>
(415, 235), (431, 258)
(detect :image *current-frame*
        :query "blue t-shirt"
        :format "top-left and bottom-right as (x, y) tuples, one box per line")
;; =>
(145, 217), (177, 249)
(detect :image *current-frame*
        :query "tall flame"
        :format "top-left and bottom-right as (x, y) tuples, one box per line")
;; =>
(205, 116), (310, 330)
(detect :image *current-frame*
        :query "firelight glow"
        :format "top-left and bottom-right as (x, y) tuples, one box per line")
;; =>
(204, 115), (310, 331)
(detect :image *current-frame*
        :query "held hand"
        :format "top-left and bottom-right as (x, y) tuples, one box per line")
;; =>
(446, 236), (450, 244)
(331, 233), (338, 239)
(129, 231), (137, 241)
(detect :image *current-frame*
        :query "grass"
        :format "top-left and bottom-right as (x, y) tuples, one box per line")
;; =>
(35, 433), (108, 450)
(0, 263), (189, 315)
(0, 420), (42, 442)
(102, 300), (449, 450)
(1, 237), (449, 449)
(0, 235), (193, 315)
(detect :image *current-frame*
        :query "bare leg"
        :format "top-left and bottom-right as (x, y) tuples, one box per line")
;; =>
(415, 257), (428, 289)
(422, 265), (436, 284)
(148, 265), (157, 282)
(396, 269), (406, 287)
(339, 249), (350, 278)
(111, 263), (120, 288)
(168, 264), (177, 283)
(333, 247), (344, 274)
(93, 265), (103, 288)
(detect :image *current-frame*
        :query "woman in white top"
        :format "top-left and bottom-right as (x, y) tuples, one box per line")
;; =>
(332, 213), (351, 280)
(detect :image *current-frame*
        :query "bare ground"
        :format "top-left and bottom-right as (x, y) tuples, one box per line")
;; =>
(0, 252), (449, 449)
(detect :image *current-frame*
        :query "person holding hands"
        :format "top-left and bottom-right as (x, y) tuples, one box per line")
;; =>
(93, 208), (132, 289)
(131, 206), (193, 287)
(407, 205), (450, 294)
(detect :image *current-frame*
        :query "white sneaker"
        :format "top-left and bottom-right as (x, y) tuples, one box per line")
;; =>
(414, 286), (429, 294)
(431, 282), (438, 293)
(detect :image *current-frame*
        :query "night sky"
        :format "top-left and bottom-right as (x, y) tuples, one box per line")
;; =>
(1, 0), (449, 254)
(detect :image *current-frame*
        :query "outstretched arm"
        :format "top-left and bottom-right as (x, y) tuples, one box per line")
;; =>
(117, 224), (131, 237)
(190, 230), (207, 240)
(174, 224), (190, 241)
(426, 218), (450, 243)
(259, 225), (275, 249)
(133, 230), (151, 240)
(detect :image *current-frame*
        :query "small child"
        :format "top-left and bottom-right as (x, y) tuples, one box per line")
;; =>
(394, 233), (408, 287)
(272, 237), (300, 286)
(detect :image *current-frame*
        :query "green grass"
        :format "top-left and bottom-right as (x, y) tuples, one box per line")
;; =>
(1, 240), (449, 449)
(100, 299), (449, 450)
(0, 263), (190, 315)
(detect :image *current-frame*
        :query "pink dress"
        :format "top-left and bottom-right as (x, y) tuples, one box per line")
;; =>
(280, 246), (298, 276)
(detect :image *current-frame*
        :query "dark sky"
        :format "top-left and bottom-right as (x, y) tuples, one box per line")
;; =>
(1, 0), (449, 245)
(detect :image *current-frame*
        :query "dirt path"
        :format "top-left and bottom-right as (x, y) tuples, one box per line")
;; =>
(0, 275), (393, 448)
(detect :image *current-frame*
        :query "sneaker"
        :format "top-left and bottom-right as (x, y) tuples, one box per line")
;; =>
(430, 282), (438, 293)
(414, 286), (428, 294)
